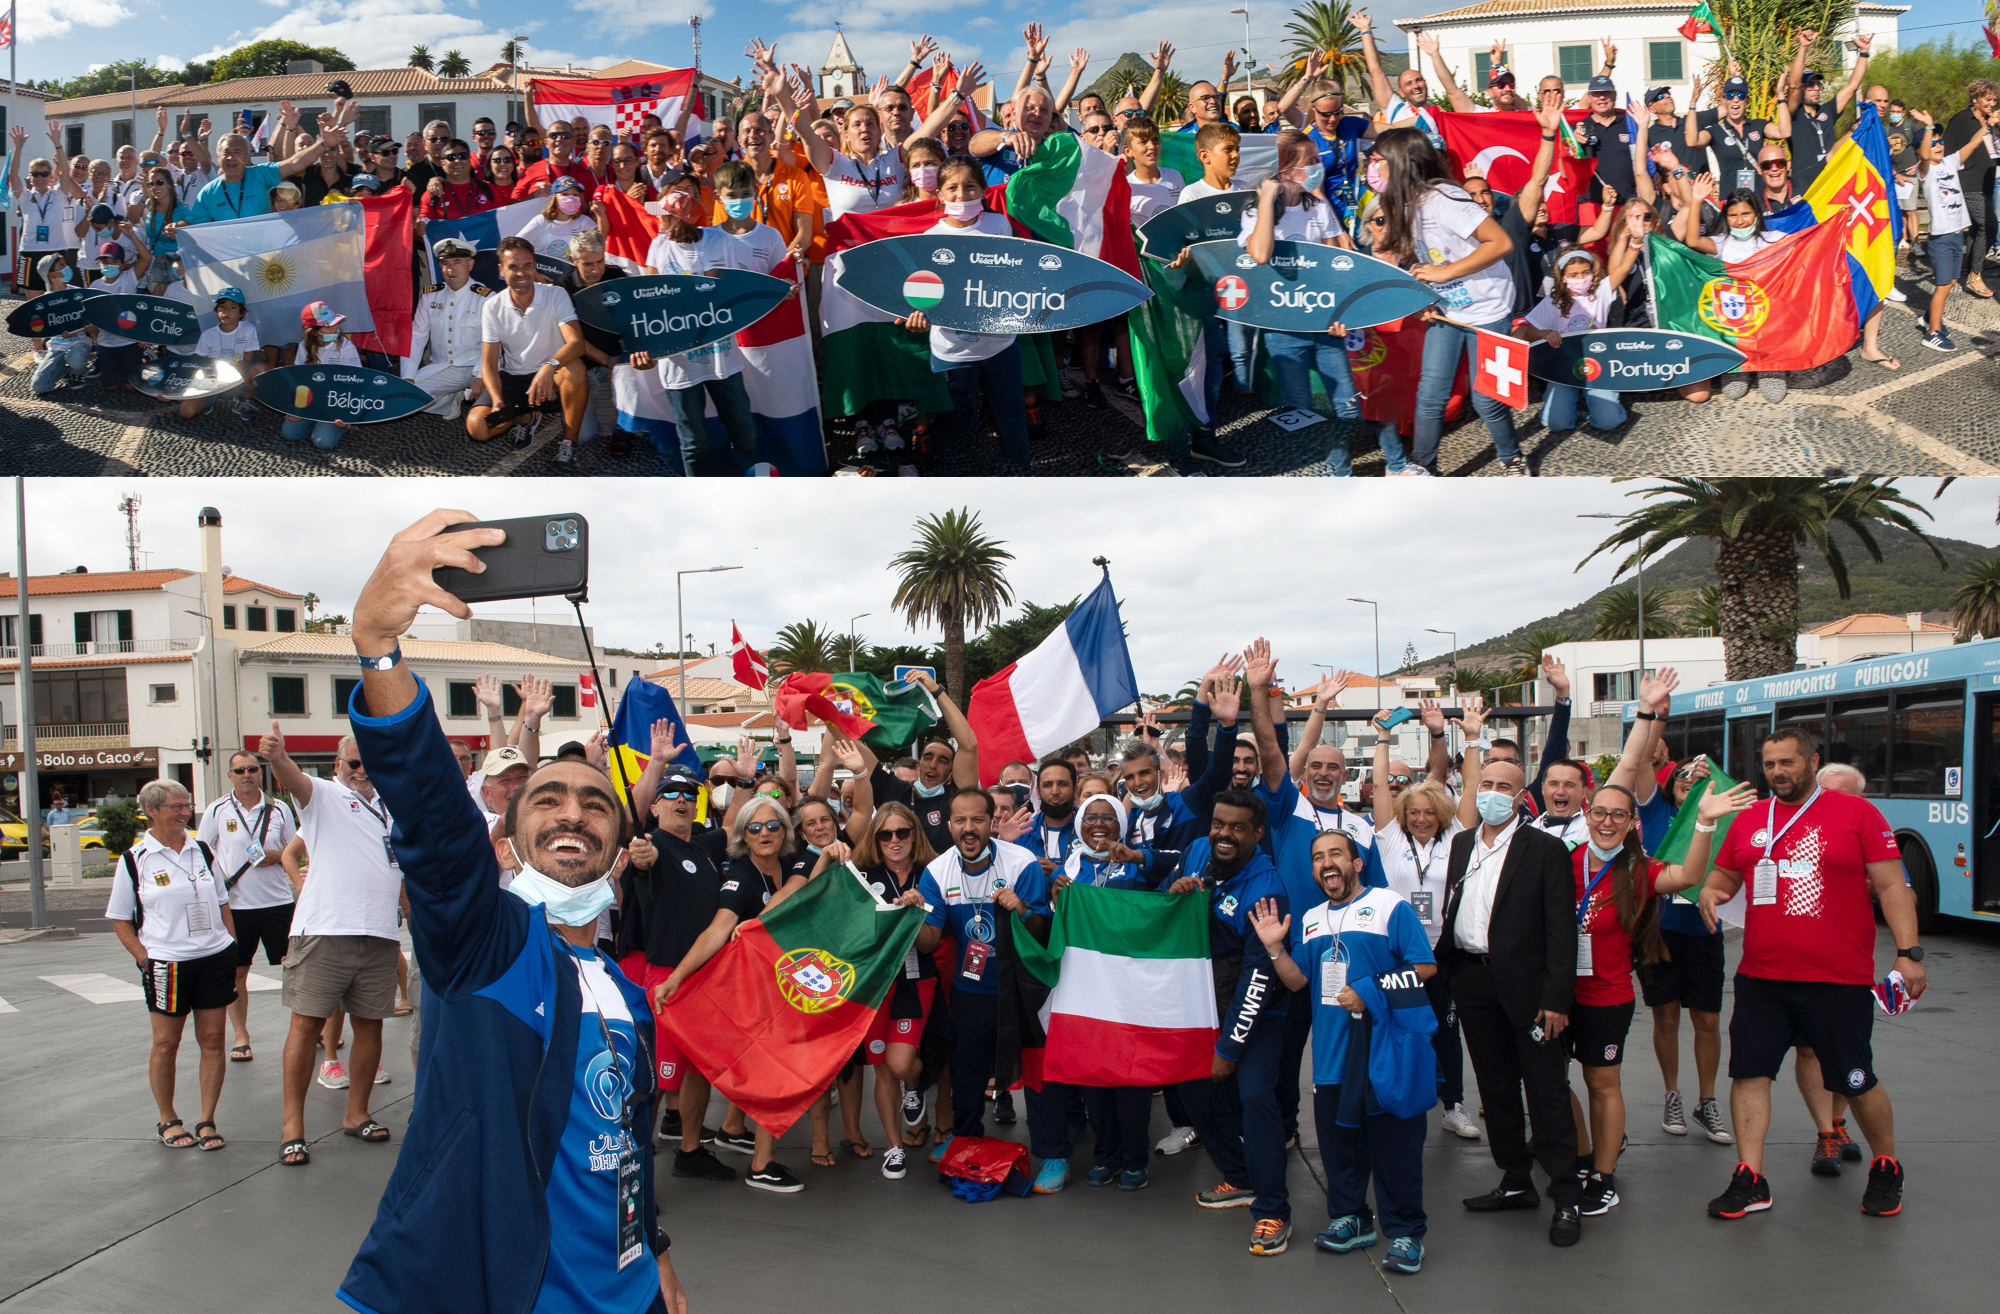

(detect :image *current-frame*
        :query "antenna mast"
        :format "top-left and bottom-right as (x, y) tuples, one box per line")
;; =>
(118, 493), (142, 571)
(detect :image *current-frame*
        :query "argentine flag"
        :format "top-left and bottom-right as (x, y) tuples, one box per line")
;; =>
(175, 203), (374, 344)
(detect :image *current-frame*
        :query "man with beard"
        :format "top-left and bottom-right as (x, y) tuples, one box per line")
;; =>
(330, 510), (686, 1314)
(1028, 759), (1079, 874)
(1118, 740), (1201, 853)
(1357, 13), (1443, 146)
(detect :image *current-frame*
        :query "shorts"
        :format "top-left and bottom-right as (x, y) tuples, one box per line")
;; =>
(618, 952), (689, 1092)
(1637, 928), (1725, 1014)
(281, 934), (401, 1020)
(232, 901), (297, 967)
(863, 976), (937, 1064)
(1565, 999), (1636, 1068)
(141, 947), (239, 1016)
(1931, 231), (1966, 287)
(1727, 974), (1877, 1095)
(497, 369), (564, 415)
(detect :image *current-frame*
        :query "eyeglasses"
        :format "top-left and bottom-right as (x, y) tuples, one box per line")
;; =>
(1587, 806), (1634, 823)
(1192, 92), (1222, 103)
(442, 152), (471, 162)
(229, 766), (259, 775)
(658, 787), (697, 800)
(342, 758), (364, 770)
(744, 820), (784, 835)
(876, 826), (913, 841)
(29, 170), (49, 178)
(475, 129), (496, 137)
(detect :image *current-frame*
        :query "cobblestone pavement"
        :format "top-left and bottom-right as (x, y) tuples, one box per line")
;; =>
(5, 257), (1993, 478)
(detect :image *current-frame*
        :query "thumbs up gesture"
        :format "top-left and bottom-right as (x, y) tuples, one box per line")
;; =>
(259, 720), (287, 762)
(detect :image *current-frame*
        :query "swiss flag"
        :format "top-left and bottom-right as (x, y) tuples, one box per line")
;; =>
(731, 622), (769, 691)
(580, 672), (596, 709)
(1472, 328), (1530, 409)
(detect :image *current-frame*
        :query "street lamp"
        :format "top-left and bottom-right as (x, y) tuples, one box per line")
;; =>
(1229, 7), (1253, 100)
(1348, 598), (1380, 712)
(1424, 628), (1458, 706)
(848, 613), (871, 673)
(1579, 513), (1645, 694)
(675, 566), (742, 706)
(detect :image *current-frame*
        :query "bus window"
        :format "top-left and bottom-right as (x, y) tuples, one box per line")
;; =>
(1685, 711), (1725, 769)
(1891, 690), (1965, 796)
(1828, 696), (1889, 795)
(1727, 714), (1771, 796)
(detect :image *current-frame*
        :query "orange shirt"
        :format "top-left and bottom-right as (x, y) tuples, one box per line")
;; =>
(712, 156), (825, 262)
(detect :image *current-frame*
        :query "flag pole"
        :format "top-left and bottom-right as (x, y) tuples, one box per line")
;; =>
(7, 0), (16, 294)
(794, 259), (831, 472)
(569, 592), (641, 836)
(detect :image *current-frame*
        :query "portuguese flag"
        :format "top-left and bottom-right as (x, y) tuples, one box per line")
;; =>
(1649, 758), (1742, 904)
(1012, 884), (1217, 1087)
(1646, 227), (1858, 372)
(657, 864), (924, 1136)
(1679, 1), (1719, 42)
(773, 671), (940, 750)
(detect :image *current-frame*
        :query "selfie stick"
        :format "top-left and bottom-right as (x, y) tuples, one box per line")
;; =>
(569, 589), (641, 837)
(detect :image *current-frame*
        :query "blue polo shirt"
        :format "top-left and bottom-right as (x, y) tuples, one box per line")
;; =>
(185, 163), (285, 226)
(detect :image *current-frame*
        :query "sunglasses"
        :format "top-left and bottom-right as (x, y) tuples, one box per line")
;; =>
(342, 758), (364, 770)
(475, 129), (496, 137)
(229, 765), (260, 775)
(876, 826), (914, 842)
(744, 820), (784, 835)
(1387, 774), (1413, 785)
(658, 787), (697, 801)
(1366, 215), (1388, 227)
(149, 180), (171, 187)
(375, 147), (400, 155)
(30, 170), (50, 177)
(442, 152), (471, 162)
(1760, 161), (1789, 171)
(1084, 124), (1114, 134)
(547, 131), (573, 140)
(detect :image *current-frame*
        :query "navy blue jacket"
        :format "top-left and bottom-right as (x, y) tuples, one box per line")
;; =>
(1184, 837), (1289, 1060)
(338, 683), (665, 1314)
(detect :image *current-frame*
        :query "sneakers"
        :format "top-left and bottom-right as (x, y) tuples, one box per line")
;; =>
(712, 1129), (756, 1156)
(1032, 1158), (1070, 1194)
(1249, 1217), (1291, 1256)
(1579, 1171), (1620, 1216)
(1082, 379), (1107, 410)
(745, 1161), (803, 1193)
(1833, 1118), (1862, 1161)
(901, 1089), (927, 1133)
(1382, 1236), (1424, 1274)
(1115, 376), (1139, 401)
(316, 1060), (349, 1089)
(1440, 1103), (1481, 1139)
(1861, 1156), (1904, 1216)
(854, 420), (879, 456)
(880, 1146), (907, 1180)
(879, 423), (905, 453)
(1197, 1181), (1256, 1209)
(1813, 1132), (1844, 1177)
(1060, 376), (1084, 400)
(1923, 329), (1957, 352)
(1188, 432), (1246, 468)
(928, 1131), (955, 1165)
(1661, 1091), (1687, 1135)
(1885, 284), (1907, 302)
(1118, 1167), (1149, 1191)
(659, 1107), (683, 1142)
(1387, 464), (1433, 477)
(1498, 456), (1529, 476)
(993, 1090), (1017, 1125)
(1086, 1165), (1117, 1187)
(1693, 1097), (1733, 1144)
(552, 438), (577, 473)
(1708, 1163), (1773, 1218)
(1314, 1214), (1377, 1252)
(1549, 1205), (1582, 1247)
(672, 1147), (736, 1181)
(1720, 376), (1752, 400)
(373, 1066), (389, 1085)
(510, 414), (539, 450)
(1463, 1182), (1540, 1211)
(1156, 1125), (1199, 1155)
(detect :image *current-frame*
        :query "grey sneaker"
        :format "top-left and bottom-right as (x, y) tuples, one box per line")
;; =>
(1720, 376), (1751, 400)
(1662, 1091), (1688, 1136)
(1757, 373), (1789, 403)
(1694, 1097), (1734, 1144)
(1197, 1181), (1256, 1209)
(1499, 456), (1529, 477)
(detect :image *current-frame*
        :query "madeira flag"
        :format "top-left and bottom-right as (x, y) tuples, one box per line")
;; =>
(1764, 102), (1901, 324)
(1645, 221), (1857, 372)
(658, 863), (924, 1136)
(608, 677), (702, 789)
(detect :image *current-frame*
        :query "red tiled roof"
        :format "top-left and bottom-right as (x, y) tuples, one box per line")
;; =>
(50, 67), (517, 115)
(0, 569), (300, 599)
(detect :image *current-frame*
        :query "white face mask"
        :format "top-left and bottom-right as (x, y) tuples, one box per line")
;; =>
(942, 198), (982, 221)
(1728, 225), (1757, 239)
(505, 839), (616, 926)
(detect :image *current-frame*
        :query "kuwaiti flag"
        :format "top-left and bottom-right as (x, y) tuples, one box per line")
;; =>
(423, 195), (544, 284)
(177, 202), (375, 343)
(532, 69), (700, 143)
(1012, 883), (1217, 1086)
(966, 570), (1139, 786)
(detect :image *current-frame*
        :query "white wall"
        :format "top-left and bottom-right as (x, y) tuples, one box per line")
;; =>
(235, 658), (588, 748)
(53, 92), (519, 163)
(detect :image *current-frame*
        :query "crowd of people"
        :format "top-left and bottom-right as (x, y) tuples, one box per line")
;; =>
(10, 20), (1994, 475)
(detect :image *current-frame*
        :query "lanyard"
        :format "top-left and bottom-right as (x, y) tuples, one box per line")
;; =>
(1305, 798), (1347, 834)
(572, 950), (636, 1129)
(152, 838), (206, 884)
(353, 792), (391, 834)
(1405, 830), (1445, 886)
(1761, 788), (1822, 859)
(230, 794), (271, 838)
(1577, 858), (1615, 929)
(28, 190), (56, 226)
(216, 174), (249, 218)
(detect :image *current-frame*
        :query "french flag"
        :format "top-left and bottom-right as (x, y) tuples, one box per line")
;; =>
(967, 572), (1140, 785)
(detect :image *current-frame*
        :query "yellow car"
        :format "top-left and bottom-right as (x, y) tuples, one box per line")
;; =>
(0, 807), (118, 856)
(0, 806), (22, 857)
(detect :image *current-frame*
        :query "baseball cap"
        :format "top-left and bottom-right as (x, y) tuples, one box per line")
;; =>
(432, 236), (477, 260)
(1644, 86), (1673, 105)
(554, 741), (589, 761)
(831, 97), (855, 111)
(350, 173), (384, 191)
(658, 764), (702, 793)
(1722, 76), (1751, 98)
(301, 300), (347, 330)
(550, 176), (585, 194)
(214, 286), (247, 307)
(89, 203), (117, 225)
(98, 240), (126, 259)
(1586, 74), (1616, 94)
(482, 745), (532, 774)
(1487, 64), (1515, 87)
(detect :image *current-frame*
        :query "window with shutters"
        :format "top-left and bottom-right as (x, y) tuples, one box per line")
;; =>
(1647, 41), (1685, 82)
(73, 610), (134, 653)
(270, 675), (307, 716)
(333, 677), (361, 718)
(276, 608), (297, 632)
(356, 106), (393, 138)
(447, 681), (479, 718)
(553, 686), (578, 719)
(417, 102), (457, 135)
(1556, 44), (1595, 85)
(246, 606), (268, 631)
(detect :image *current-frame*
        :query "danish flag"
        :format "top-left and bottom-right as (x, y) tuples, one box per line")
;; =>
(731, 622), (769, 691)
(579, 672), (596, 710)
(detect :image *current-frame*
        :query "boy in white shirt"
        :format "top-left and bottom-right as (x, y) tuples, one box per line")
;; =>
(182, 286), (265, 420)
(1912, 105), (1993, 353)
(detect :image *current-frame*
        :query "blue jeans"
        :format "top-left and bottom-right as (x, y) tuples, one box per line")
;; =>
(939, 342), (1031, 475)
(95, 341), (143, 388)
(577, 363), (610, 444)
(662, 370), (756, 476)
(1540, 383), (1625, 432)
(1199, 316), (1258, 420)
(1314, 1085), (1429, 1241)
(31, 337), (90, 392)
(1264, 328), (1403, 477)
(1084, 1086), (1153, 1171)
(1413, 315), (1518, 467)
(281, 416), (346, 449)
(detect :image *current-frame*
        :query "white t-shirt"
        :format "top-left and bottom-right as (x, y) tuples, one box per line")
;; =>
(1238, 197), (1337, 246)
(643, 226), (767, 388)
(195, 321), (263, 367)
(1384, 97), (1446, 147)
(197, 790), (300, 910)
(714, 221), (789, 276)
(306, 335), (363, 368)
(1922, 154), (1968, 237)
(1412, 185), (1515, 324)
(105, 831), (236, 962)
(1714, 232), (1778, 264)
(1529, 809), (1590, 849)
(16, 187), (73, 252)
(91, 268), (141, 347)
(115, 175), (149, 213)
(1128, 168), (1186, 224)
(820, 149), (906, 218)
(481, 282), (579, 376)
(925, 212), (1017, 364)
(1179, 179), (1234, 203)
(293, 775), (403, 941)
(1375, 817), (1463, 946)
(516, 214), (599, 261)
(165, 282), (204, 356)
(1523, 280), (1620, 336)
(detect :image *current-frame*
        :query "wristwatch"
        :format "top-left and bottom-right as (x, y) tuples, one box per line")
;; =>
(1896, 945), (1924, 962)
(1635, 710), (1659, 721)
(357, 645), (403, 672)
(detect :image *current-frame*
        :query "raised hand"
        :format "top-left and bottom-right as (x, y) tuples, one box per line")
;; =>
(517, 673), (555, 724)
(649, 717), (681, 761)
(1697, 781), (1758, 824)
(1459, 692), (1488, 738)
(1415, 31), (1440, 56)
(1490, 37), (1506, 63)
(1419, 697), (1446, 735)
(1853, 33), (1873, 55)
(996, 808), (1031, 843)
(957, 61), (986, 101)
(1069, 47), (1090, 75)
(910, 33), (938, 64)
(258, 719), (288, 762)
(735, 735), (758, 778)
(1640, 665), (1679, 713)
(1314, 670), (1355, 711)
(746, 38), (778, 75)
(474, 671), (505, 716)
(1151, 40), (1175, 71)
(1242, 637), (1276, 691)
(830, 735), (865, 773)
(1246, 896), (1290, 953)
(1221, 48), (1239, 84)
(1533, 98), (1565, 133)
(1601, 37), (1617, 64)
(1162, 759), (1189, 794)
(1352, 11), (1373, 35)
(1302, 50), (1327, 82)
(1211, 676), (1242, 727)
(1796, 28), (1817, 50)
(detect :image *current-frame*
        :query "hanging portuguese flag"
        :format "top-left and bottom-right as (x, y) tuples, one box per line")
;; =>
(1678, 0), (1719, 42)
(657, 864), (924, 1136)
(773, 671), (940, 750)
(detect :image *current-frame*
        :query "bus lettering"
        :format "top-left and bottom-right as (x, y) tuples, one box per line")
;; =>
(1759, 672), (1838, 699)
(1853, 657), (1931, 687)
(1927, 802), (1970, 825)
(1693, 691), (1726, 709)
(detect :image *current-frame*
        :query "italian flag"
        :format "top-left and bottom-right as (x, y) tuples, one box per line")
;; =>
(658, 864), (924, 1136)
(1158, 131), (1282, 192)
(1013, 883), (1217, 1087)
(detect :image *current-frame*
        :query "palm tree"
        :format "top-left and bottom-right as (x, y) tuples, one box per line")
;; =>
(408, 45), (435, 72)
(300, 590), (320, 618)
(1591, 589), (1682, 641)
(1951, 557), (2000, 642)
(1154, 70), (1190, 125)
(1281, 0), (1365, 96)
(1580, 478), (1945, 681)
(437, 49), (472, 78)
(830, 628), (869, 672)
(769, 620), (837, 677)
(500, 37), (527, 67)
(1686, 585), (1722, 635)
(1511, 626), (1570, 685)
(890, 509), (1016, 704)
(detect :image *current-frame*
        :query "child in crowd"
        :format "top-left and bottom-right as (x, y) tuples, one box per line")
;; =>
(1514, 245), (1626, 434)
(282, 301), (362, 450)
(181, 286), (264, 422)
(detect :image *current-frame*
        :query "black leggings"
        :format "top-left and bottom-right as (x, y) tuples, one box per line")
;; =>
(1962, 189), (1990, 286)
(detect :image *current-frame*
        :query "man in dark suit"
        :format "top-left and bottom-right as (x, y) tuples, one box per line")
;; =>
(1435, 755), (1584, 1246)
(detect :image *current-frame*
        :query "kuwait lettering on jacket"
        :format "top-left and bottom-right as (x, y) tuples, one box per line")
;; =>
(1229, 966), (1271, 1044)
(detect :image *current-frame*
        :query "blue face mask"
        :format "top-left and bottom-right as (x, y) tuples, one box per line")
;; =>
(1474, 790), (1518, 825)
(506, 841), (616, 926)
(914, 778), (948, 799)
(1586, 840), (1621, 863)
(805, 842), (823, 856)
(1128, 790), (1162, 812)
(721, 196), (755, 220)
(100, 262), (120, 277)
(1301, 163), (1325, 193)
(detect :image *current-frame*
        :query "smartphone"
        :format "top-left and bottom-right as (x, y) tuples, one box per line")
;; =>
(1380, 706), (1417, 730)
(433, 515), (590, 605)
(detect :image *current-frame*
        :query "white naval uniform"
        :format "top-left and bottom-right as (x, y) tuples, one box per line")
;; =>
(401, 279), (495, 416)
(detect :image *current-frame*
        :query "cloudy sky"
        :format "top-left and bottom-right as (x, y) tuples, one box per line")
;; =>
(8, 478), (1995, 694)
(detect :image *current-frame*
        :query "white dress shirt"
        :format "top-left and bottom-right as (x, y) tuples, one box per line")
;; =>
(1453, 817), (1521, 955)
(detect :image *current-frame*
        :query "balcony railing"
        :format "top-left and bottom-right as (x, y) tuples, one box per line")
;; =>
(2, 722), (130, 744)
(0, 638), (200, 660)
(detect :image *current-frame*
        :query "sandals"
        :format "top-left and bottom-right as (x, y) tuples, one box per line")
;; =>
(810, 1149), (838, 1168)
(281, 1139), (311, 1166)
(158, 1119), (197, 1149)
(193, 1120), (225, 1151)
(229, 1044), (253, 1062)
(1862, 355), (1901, 371)
(343, 1119), (392, 1143)
(840, 1139), (875, 1159)
(390, 1003), (413, 1017)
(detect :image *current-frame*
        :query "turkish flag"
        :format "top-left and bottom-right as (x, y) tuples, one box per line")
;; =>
(1472, 328), (1530, 409)
(348, 189), (415, 358)
(1432, 110), (1597, 225)
(731, 622), (769, 691)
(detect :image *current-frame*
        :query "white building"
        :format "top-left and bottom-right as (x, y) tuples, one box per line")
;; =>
(1393, 0), (1905, 113)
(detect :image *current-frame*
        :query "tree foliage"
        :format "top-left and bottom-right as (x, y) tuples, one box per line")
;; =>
(437, 50), (474, 78)
(1861, 39), (2000, 125)
(409, 45), (436, 72)
(1591, 589), (1683, 640)
(1281, 0), (1366, 94)
(889, 509), (1016, 704)
(1950, 556), (2000, 643)
(208, 40), (355, 83)
(1702, 0), (1858, 120)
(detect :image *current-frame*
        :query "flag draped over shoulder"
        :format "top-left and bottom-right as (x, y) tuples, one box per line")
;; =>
(177, 203), (376, 343)
(658, 865), (925, 1136)
(347, 189), (414, 358)
(1646, 222), (1857, 372)
(1011, 884), (1217, 1086)
(608, 677), (702, 789)
(774, 672), (940, 749)
(992, 131), (1141, 281)
(594, 187), (659, 274)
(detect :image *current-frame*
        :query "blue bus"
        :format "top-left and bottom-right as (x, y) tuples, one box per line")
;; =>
(1624, 638), (2000, 934)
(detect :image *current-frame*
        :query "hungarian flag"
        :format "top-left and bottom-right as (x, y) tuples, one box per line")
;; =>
(1649, 758), (1746, 927)
(731, 622), (769, 690)
(1679, 1), (1719, 42)
(349, 188), (414, 358)
(1432, 109), (1597, 225)
(658, 864), (925, 1136)
(1646, 223), (1858, 372)
(1011, 884), (1217, 1086)
(774, 672), (940, 750)
(1472, 326), (1530, 407)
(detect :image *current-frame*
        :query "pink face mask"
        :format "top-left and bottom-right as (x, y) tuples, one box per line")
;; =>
(942, 198), (983, 221)
(556, 193), (584, 216)
(912, 165), (940, 191)
(1564, 275), (1594, 295)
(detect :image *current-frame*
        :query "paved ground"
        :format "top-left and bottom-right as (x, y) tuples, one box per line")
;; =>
(3, 916), (1995, 1312)
(4, 255), (1996, 478)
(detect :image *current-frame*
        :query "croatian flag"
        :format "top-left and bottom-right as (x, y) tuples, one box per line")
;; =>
(423, 196), (545, 284)
(966, 572), (1140, 785)
(532, 69), (701, 145)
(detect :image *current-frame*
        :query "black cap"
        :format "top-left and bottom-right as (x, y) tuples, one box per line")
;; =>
(1586, 74), (1616, 94)
(1722, 77), (1751, 97)
(1644, 86), (1673, 105)
(555, 741), (589, 761)
(659, 764), (702, 791)
(89, 203), (116, 224)
(1800, 69), (1824, 87)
